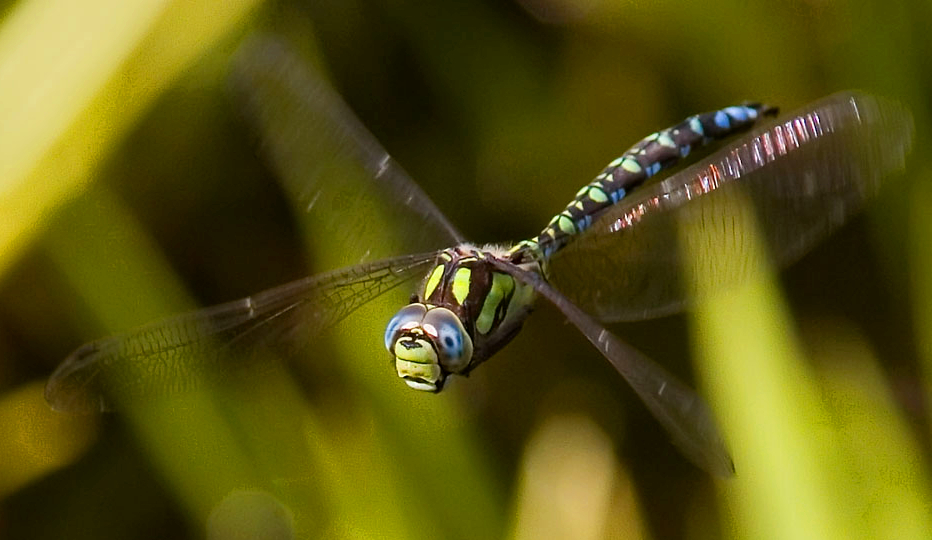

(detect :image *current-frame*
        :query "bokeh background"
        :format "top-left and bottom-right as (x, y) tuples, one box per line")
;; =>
(1, 0), (930, 538)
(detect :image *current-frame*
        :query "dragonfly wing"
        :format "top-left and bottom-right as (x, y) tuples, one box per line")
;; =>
(230, 35), (464, 264)
(493, 260), (734, 476)
(547, 92), (913, 321)
(45, 252), (437, 413)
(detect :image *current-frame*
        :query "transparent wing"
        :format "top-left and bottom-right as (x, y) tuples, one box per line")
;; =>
(230, 35), (464, 264)
(45, 252), (438, 413)
(548, 92), (913, 321)
(493, 259), (734, 476)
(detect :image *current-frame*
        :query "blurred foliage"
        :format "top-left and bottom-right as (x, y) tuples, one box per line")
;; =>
(0, 0), (930, 538)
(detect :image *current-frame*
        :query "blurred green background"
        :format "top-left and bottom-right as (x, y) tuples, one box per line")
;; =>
(1, 0), (930, 538)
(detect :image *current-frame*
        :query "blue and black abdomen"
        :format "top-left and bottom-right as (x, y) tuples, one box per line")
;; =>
(510, 102), (778, 263)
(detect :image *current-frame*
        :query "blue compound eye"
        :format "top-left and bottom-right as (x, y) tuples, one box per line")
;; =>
(384, 304), (427, 352)
(438, 322), (463, 358)
(422, 308), (473, 371)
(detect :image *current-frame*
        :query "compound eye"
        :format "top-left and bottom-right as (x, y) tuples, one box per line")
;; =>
(423, 308), (473, 371)
(384, 304), (427, 352)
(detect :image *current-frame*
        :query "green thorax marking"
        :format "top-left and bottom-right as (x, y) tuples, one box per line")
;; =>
(420, 246), (529, 341)
(452, 267), (472, 304)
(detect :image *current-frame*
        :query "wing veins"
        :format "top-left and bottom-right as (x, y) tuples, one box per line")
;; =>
(46, 252), (437, 412)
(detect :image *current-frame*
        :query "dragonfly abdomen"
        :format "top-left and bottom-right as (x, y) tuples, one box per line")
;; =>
(510, 102), (778, 263)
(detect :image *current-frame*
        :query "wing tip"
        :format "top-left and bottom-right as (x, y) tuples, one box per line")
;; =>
(46, 341), (110, 414)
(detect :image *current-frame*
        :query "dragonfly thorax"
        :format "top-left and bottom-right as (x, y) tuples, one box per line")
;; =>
(384, 246), (537, 392)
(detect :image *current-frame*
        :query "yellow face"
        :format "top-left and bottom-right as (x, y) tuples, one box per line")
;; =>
(384, 304), (473, 392)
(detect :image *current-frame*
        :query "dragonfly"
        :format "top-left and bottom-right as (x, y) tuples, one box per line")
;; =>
(46, 36), (913, 476)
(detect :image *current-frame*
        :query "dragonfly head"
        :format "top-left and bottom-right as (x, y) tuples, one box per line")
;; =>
(384, 303), (473, 392)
